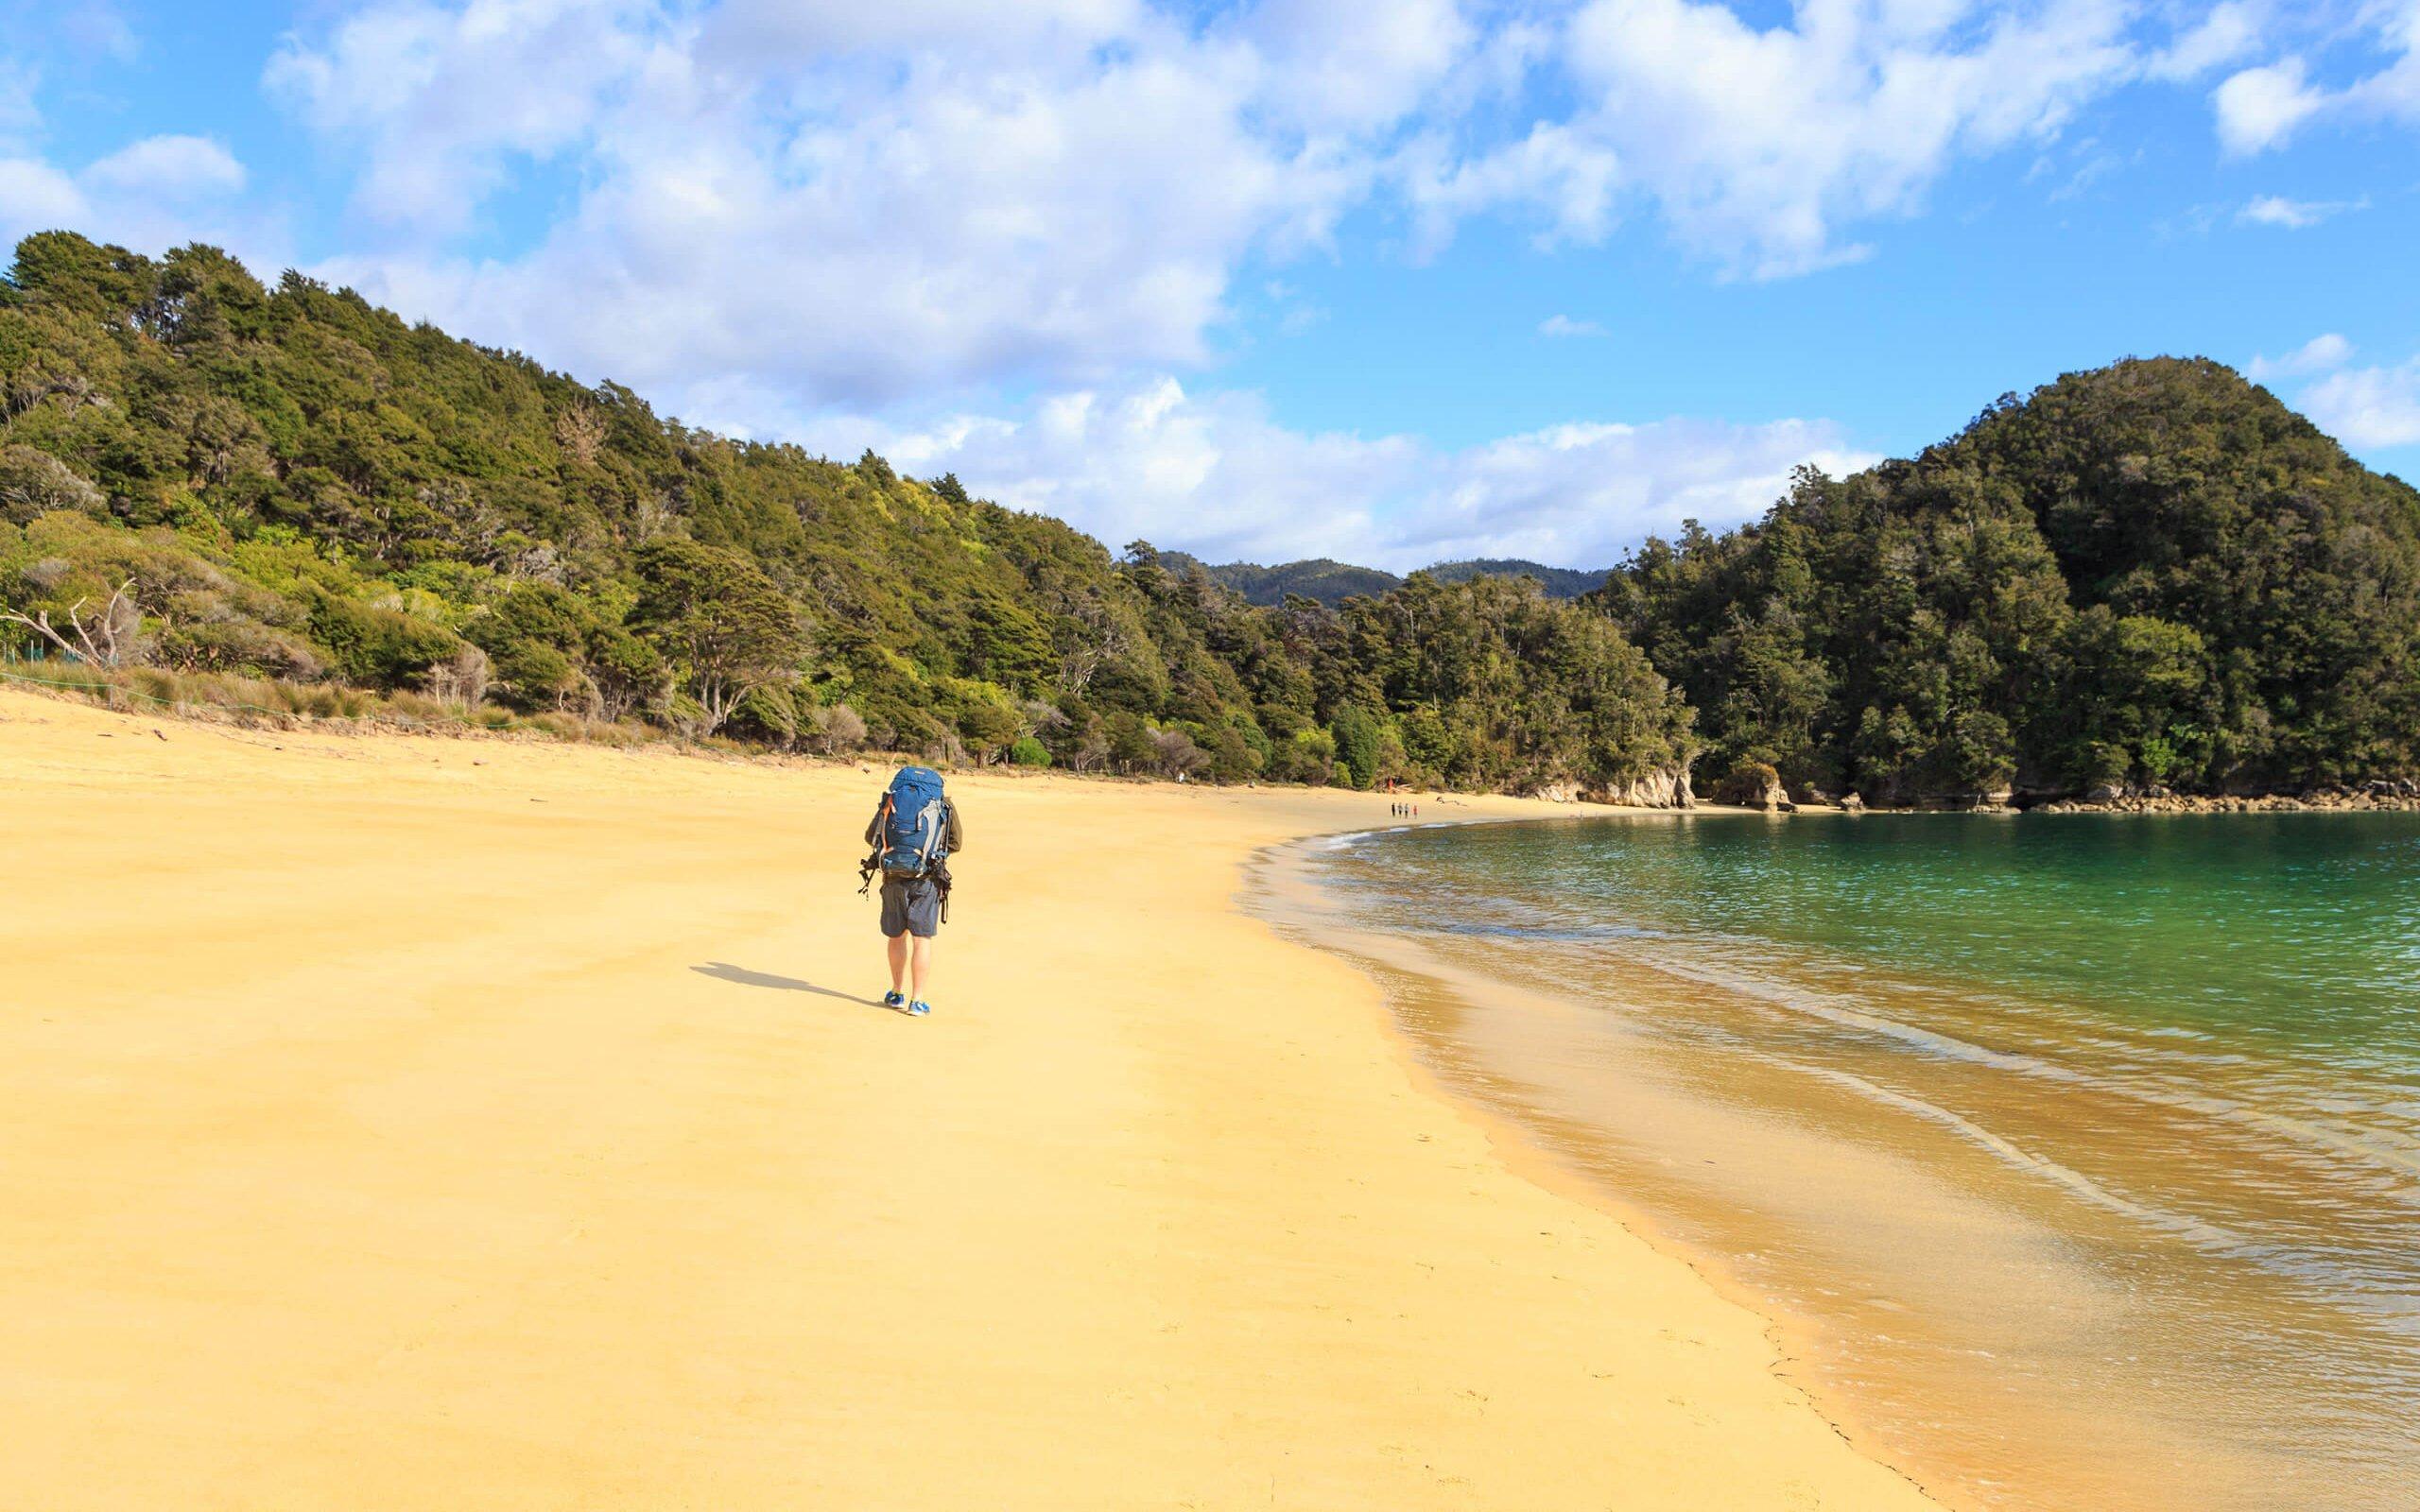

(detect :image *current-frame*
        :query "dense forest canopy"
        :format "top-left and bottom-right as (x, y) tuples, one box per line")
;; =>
(3, 232), (2413, 804)
(1600, 359), (2420, 802)
(0, 232), (1689, 797)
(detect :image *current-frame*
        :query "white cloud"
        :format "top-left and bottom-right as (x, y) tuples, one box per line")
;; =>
(1233, 0), (1475, 134)
(0, 156), (89, 246)
(265, 0), (664, 238)
(1544, 0), (2144, 279)
(2301, 360), (2420, 450)
(2247, 333), (2354, 381)
(0, 114), (274, 270)
(797, 376), (1871, 570)
(2146, 1), (2265, 81)
(2237, 193), (2362, 228)
(277, 0), (1462, 407)
(1539, 314), (1607, 338)
(2244, 334), (2420, 453)
(2248, 332), (2355, 381)
(1396, 120), (1622, 257)
(2213, 58), (2326, 152)
(2208, 3), (2420, 152)
(83, 135), (247, 199)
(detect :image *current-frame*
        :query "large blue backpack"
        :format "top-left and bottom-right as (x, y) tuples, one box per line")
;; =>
(876, 765), (950, 877)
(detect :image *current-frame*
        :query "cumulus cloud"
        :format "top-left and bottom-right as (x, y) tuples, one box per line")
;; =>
(265, 0), (665, 238)
(280, 0), (1463, 407)
(1234, 0), (1475, 134)
(1396, 120), (1622, 257)
(2213, 58), (2327, 152)
(796, 376), (1872, 570)
(2301, 361), (2420, 450)
(2248, 333), (2355, 381)
(83, 134), (247, 198)
(1536, 0), (2144, 278)
(0, 130), (257, 257)
(2245, 334), (2420, 452)
(2210, 2), (2420, 153)
(0, 157), (88, 244)
(264, 0), (2302, 423)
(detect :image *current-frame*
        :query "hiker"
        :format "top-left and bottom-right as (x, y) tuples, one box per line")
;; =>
(860, 765), (963, 1018)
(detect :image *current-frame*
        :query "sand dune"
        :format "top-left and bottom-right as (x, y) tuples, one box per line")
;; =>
(0, 687), (1934, 1510)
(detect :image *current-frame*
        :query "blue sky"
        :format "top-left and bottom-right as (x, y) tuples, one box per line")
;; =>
(3, 0), (2415, 569)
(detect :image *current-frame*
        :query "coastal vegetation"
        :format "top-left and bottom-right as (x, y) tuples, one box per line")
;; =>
(5, 232), (2415, 804)
(0, 232), (1688, 796)
(1604, 359), (2420, 803)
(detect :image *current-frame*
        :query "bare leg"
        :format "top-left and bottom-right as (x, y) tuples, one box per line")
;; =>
(888, 932), (908, 994)
(909, 936), (933, 1004)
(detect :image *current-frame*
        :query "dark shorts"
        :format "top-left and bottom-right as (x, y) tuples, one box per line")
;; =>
(879, 872), (942, 938)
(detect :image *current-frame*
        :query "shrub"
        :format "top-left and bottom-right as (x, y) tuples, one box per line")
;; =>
(809, 702), (868, 754)
(307, 593), (467, 690)
(0, 448), (106, 524)
(1008, 735), (1051, 767)
(731, 684), (800, 748)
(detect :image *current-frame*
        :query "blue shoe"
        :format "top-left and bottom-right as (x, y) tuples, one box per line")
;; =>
(883, 989), (906, 1009)
(907, 1000), (931, 1017)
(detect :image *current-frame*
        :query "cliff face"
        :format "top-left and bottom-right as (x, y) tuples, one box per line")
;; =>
(1601, 766), (1697, 809)
(1531, 764), (1697, 810)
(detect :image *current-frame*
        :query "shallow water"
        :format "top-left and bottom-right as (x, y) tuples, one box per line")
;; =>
(1257, 812), (2420, 1511)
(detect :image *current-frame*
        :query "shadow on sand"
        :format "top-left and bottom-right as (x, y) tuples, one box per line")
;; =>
(691, 962), (887, 1008)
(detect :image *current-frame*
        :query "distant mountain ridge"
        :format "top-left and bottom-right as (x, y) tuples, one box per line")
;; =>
(1161, 552), (1611, 607)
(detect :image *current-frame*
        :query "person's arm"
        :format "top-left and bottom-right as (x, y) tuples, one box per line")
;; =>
(865, 803), (884, 849)
(945, 799), (965, 854)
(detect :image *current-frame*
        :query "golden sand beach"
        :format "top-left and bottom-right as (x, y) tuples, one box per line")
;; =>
(1, 686), (1936, 1510)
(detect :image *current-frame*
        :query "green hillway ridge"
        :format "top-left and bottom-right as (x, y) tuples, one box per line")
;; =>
(5, 230), (2418, 806)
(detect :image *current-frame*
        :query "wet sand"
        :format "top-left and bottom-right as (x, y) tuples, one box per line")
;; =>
(1254, 822), (2420, 1511)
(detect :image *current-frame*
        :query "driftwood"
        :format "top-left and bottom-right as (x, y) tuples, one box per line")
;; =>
(1, 577), (140, 668)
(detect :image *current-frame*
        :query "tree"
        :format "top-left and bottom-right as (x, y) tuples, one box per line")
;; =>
(631, 539), (804, 736)
(1105, 710), (1156, 773)
(1, 576), (140, 667)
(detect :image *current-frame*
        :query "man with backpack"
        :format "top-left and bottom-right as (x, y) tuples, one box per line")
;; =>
(860, 765), (963, 1018)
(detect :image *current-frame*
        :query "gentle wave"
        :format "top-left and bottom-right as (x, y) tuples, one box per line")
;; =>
(1274, 812), (2420, 1511)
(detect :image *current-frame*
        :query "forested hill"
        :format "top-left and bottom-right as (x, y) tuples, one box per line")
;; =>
(1602, 358), (2420, 804)
(3, 232), (2413, 805)
(1161, 554), (1611, 607)
(1156, 555), (1401, 606)
(1426, 559), (1611, 598)
(0, 232), (1691, 798)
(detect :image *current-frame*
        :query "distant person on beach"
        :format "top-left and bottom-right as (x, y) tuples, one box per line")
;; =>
(860, 765), (962, 1018)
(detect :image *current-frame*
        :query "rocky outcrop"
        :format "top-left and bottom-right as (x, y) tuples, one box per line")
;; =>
(1530, 764), (1697, 809)
(1759, 773), (2420, 815)
(2030, 782), (2420, 815)
(1711, 763), (1791, 811)
(1598, 765), (1697, 809)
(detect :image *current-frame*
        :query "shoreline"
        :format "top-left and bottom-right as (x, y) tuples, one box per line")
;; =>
(1243, 831), (1950, 1506)
(1261, 811), (2420, 1511)
(0, 686), (1937, 1511)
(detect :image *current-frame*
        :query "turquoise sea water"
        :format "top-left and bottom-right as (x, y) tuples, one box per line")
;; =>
(1278, 812), (2420, 1511)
